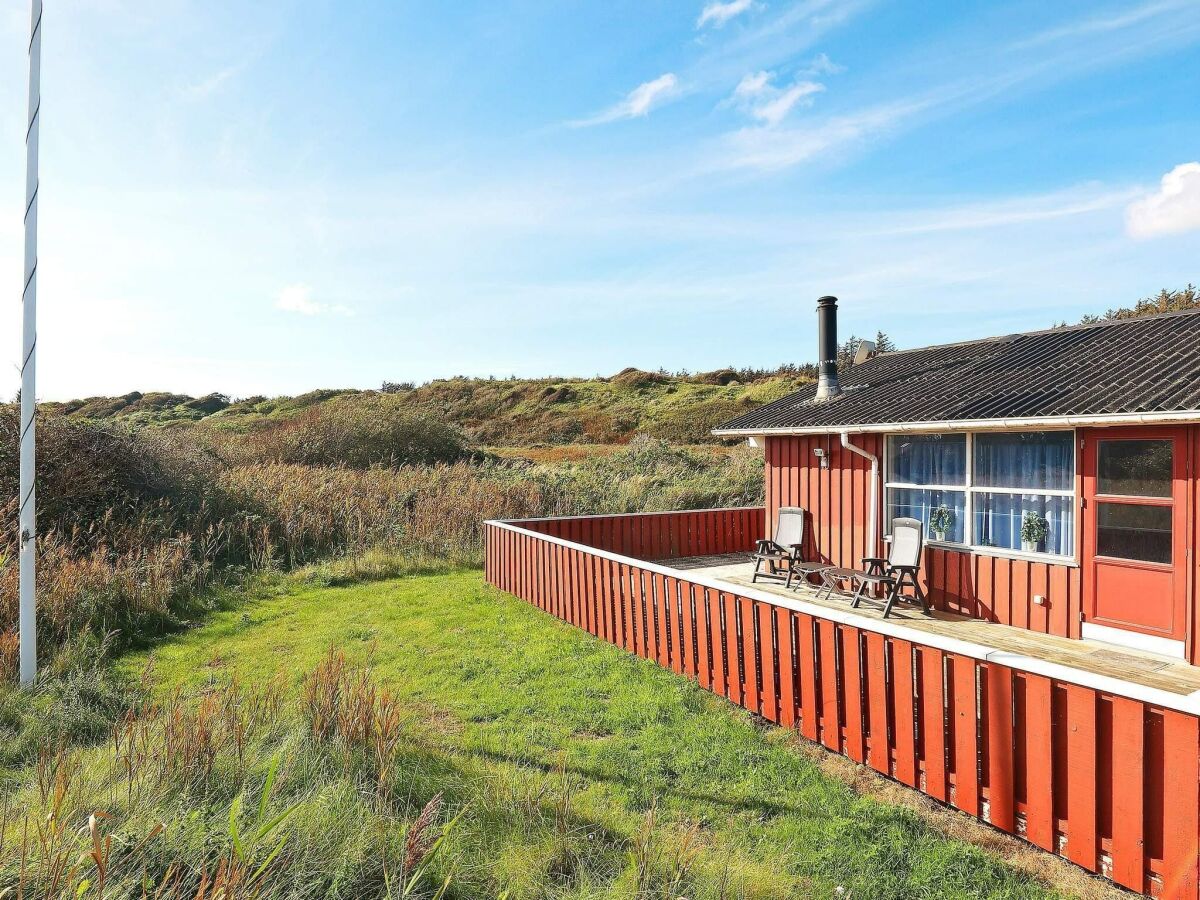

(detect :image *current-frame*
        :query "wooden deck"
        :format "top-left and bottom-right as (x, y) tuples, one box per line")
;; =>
(678, 553), (1200, 698)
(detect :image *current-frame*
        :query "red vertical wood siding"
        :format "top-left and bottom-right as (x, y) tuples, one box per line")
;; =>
(764, 436), (1089, 641)
(485, 515), (1200, 899)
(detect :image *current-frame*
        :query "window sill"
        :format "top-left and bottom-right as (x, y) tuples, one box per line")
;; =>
(923, 540), (1079, 568)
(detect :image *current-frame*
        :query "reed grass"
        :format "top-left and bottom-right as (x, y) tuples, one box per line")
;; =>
(1, 416), (761, 682)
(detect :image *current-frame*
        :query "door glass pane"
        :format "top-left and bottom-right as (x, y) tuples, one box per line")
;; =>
(887, 487), (966, 544)
(887, 434), (966, 486)
(1098, 440), (1172, 497)
(974, 431), (1074, 491)
(973, 492), (1073, 555)
(1097, 502), (1172, 563)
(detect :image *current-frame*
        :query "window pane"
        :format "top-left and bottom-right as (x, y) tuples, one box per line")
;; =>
(887, 434), (966, 486)
(1097, 502), (1172, 563)
(974, 431), (1074, 491)
(1098, 440), (1173, 497)
(973, 492), (1074, 556)
(887, 487), (966, 544)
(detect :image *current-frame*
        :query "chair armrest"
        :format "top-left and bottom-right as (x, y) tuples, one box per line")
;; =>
(755, 539), (783, 553)
(862, 556), (887, 566)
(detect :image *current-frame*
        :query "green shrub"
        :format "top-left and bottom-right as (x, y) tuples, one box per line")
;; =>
(232, 396), (470, 469)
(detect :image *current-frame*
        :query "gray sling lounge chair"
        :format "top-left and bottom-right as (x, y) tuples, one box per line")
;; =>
(817, 517), (928, 618)
(752, 507), (824, 588)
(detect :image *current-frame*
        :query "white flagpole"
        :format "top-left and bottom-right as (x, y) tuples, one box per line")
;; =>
(19, 0), (42, 687)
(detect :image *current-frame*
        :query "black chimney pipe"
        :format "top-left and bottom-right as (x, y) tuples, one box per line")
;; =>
(815, 295), (841, 400)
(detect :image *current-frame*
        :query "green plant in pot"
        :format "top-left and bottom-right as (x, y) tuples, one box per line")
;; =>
(930, 504), (955, 543)
(1021, 510), (1049, 553)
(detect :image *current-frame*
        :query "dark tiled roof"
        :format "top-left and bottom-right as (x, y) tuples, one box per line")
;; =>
(715, 310), (1200, 433)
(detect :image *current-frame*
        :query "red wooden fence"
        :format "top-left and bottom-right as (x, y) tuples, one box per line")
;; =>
(506, 507), (763, 561)
(485, 512), (1200, 899)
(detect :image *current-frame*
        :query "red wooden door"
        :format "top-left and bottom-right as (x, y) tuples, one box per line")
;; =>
(1082, 428), (1188, 650)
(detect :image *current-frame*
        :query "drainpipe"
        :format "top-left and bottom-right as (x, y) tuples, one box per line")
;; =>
(840, 432), (879, 562)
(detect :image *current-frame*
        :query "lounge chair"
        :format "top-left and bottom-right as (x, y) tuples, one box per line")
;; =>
(752, 507), (823, 588)
(817, 517), (929, 618)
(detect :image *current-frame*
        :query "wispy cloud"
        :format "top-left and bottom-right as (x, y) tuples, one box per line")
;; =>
(797, 52), (845, 77)
(179, 62), (247, 101)
(1014, 0), (1192, 48)
(709, 97), (927, 172)
(275, 284), (354, 317)
(730, 70), (825, 126)
(570, 73), (681, 127)
(697, 0), (759, 29)
(1126, 162), (1200, 238)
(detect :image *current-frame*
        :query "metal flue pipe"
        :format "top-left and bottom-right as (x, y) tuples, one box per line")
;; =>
(814, 296), (841, 401)
(19, 0), (43, 687)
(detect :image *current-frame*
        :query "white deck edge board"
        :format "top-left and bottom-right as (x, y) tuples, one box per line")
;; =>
(486, 519), (1200, 717)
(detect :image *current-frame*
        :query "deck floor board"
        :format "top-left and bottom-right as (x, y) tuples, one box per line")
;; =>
(676, 553), (1200, 697)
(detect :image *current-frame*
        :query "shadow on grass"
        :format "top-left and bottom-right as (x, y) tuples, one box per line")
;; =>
(467, 744), (806, 820)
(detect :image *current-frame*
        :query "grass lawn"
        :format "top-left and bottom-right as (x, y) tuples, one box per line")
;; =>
(109, 569), (1087, 900)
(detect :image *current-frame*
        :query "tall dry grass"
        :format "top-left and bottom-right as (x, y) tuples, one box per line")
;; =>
(1, 653), (458, 899)
(1, 395), (762, 682)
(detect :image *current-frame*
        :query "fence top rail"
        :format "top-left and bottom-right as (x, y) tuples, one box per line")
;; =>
(485, 517), (1200, 717)
(498, 506), (764, 525)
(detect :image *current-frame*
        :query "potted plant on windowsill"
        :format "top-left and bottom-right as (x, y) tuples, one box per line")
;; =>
(930, 505), (955, 543)
(1021, 511), (1049, 554)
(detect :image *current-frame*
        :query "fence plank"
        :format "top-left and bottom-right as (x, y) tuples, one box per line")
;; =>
(708, 589), (726, 696)
(656, 575), (672, 668)
(776, 607), (797, 729)
(1022, 674), (1055, 851)
(1065, 684), (1098, 870)
(865, 632), (889, 775)
(1162, 711), (1200, 900)
(724, 594), (743, 706)
(841, 626), (865, 763)
(1111, 697), (1146, 892)
(985, 664), (1015, 831)
(951, 656), (980, 817)
(758, 602), (779, 723)
(920, 648), (947, 802)
(892, 640), (917, 787)
(697, 587), (713, 691)
(681, 582), (697, 679)
(741, 597), (761, 714)
(818, 620), (841, 752)
(799, 614), (819, 743)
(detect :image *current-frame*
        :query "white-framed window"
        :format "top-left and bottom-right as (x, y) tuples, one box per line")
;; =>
(884, 430), (1076, 560)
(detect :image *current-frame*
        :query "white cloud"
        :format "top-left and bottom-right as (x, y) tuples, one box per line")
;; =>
(798, 52), (844, 76)
(274, 284), (354, 316)
(1126, 163), (1200, 239)
(730, 70), (824, 126)
(181, 63), (244, 101)
(1015, 0), (1190, 49)
(570, 74), (681, 127)
(697, 0), (759, 29)
(710, 98), (927, 172)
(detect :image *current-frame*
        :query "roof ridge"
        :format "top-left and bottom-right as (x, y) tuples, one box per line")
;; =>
(858, 306), (1200, 363)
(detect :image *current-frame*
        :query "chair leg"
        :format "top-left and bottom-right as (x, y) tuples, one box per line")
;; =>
(913, 575), (930, 613)
(752, 557), (762, 583)
(882, 580), (902, 618)
(816, 574), (834, 602)
(850, 578), (868, 608)
(785, 562), (795, 590)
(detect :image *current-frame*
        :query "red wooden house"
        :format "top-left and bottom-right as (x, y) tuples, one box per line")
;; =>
(485, 298), (1200, 897)
(715, 296), (1200, 664)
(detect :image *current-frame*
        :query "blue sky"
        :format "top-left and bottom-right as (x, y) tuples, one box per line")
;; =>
(2, 0), (1200, 400)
